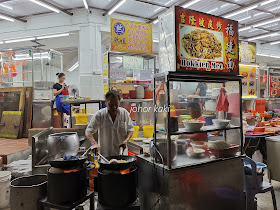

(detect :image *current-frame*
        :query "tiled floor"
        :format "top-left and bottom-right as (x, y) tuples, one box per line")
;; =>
(0, 138), (30, 164)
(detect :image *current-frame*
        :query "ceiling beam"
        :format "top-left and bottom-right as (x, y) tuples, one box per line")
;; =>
(0, 11), (27, 23)
(134, 0), (169, 9)
(32, 0), (73, 16)
(217, 0), (275, 16)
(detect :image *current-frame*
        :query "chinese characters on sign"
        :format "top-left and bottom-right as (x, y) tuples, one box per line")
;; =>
(111, 18), (153, 54)
(240, 65), (256, 97)
(176, 7), (239, 74)
(123, 56), (144, 70)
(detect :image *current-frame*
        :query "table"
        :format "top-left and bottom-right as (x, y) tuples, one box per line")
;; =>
(63, 100), (105, 128)
(38, 191), (94, 210)
(244, 135), (270, 164)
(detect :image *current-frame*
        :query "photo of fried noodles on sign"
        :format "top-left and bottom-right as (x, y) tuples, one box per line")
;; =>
(180, 26), (223, 62)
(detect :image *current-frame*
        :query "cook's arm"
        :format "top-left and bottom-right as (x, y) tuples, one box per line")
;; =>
(85, 113), (100, 150)
(122, 131), (133, 146)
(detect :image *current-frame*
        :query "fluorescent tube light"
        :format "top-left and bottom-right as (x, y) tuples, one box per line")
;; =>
(0, 41), (3, 44)
(261, 0), (277, 6)
(165, 0), (175, 5)
(182, 0), (201, 8)
(253, 17), (280, 28)
(239, 64), (259, 67)
(253, 12), (264, 16)
(0, 14), (15, 22)
(153, 19), (158, 24)
(37, 33), (71, 40)
(68, 62), (79, 72)
(238, 16), (252, 22)
(224, 4), (258, 18)
(208, 8), (218, 13)
(153, 39), (159, 43)
(83, 0), (88, 10)
(154, 7), (163, 12)
(108, 0), (126, 15)
(5, 37), (35, 43)
(29, 0), (60, 13)
(239, 26), (251, 32)
(248, 32), (280, 41)
(270, 40), (280, 45)
(269, 5), (280, 11)
(0, 4), (13, 10)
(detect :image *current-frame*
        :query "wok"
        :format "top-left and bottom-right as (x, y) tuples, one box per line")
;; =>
(49, 157), (87, 169)
(98, 155), (136, 171)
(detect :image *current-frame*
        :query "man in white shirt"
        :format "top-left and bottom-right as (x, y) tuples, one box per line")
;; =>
(85, 91), (134, 157)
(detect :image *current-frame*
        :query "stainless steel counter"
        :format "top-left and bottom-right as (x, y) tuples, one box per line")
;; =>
(266, 135), (280, 182)
(137, 154), (245, 210)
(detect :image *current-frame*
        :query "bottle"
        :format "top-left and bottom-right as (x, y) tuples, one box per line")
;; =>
(62, 83), (69, 101)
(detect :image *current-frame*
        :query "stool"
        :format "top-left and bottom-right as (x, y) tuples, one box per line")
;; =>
(38, 191), (94, 210)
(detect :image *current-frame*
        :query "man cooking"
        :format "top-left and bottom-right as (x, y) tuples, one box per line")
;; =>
(85, 90), (134, 157)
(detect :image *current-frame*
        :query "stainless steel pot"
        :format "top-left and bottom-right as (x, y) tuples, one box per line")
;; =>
(177, 139), (189, 154)
(47, 132), (79, 158)
(149, 138), (177, 163)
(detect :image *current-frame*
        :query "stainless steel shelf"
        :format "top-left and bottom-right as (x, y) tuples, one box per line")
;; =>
(157, 126), (242, 135)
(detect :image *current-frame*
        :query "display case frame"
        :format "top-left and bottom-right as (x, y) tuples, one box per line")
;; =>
(153, 71), (244, 169)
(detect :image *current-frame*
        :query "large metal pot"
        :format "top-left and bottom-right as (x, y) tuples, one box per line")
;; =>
(149, 138), (177, 163)
(47, 132), (79, 158)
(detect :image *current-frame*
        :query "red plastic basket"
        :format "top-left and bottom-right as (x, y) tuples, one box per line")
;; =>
(209, 144), (239, 158)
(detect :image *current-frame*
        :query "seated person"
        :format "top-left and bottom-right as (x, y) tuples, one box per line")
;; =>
(179, 102), (207, 142)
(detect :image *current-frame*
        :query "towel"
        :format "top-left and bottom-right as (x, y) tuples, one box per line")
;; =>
(216, 88), (229, 112)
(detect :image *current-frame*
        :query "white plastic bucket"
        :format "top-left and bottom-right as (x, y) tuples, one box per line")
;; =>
(0, 171), (11, 209)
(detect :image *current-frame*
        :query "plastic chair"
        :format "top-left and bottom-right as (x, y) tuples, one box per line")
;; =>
(244, 156), (277, 210)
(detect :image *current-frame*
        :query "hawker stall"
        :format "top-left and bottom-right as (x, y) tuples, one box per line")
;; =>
(137, 6), (245, 210)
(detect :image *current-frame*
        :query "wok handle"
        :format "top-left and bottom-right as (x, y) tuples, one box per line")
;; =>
(119, 145), (125, 155)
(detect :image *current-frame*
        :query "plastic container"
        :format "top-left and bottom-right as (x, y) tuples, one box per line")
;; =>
(10, 174), (47, 210)
(144, 90), (153, 99)
(0, 171), (11, 209)
(254, 127), (265, 132)
(131, 125), (139, 139)
(255, 99), (266, 114)
(122, 93), (130, 99)
(129, 90), (136, 99)
(143, 125), (154, 138)
(75, 113), (88, 125)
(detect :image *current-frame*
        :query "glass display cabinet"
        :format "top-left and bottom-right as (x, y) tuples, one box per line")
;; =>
(153, 71), (243, 169)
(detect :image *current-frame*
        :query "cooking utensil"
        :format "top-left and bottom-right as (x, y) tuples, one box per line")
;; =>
(49, 157), (87, 169)
(99, 153), (110, 163)
(149, 138), (177, 163)
(47, 132), (79, 158)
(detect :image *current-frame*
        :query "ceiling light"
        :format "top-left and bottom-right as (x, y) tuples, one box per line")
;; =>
(154, 7), (163, 12)
(0, 4), (13, 10)
(208, 7), (218, 13)
(257, 53), (280, 59)
(0, 14), (15, 22)
(153, 39), (159, 43)
(239, 26), (251, 32)
(153, 19), (158, 24)
(223, 5), (258, 18)
(269, 5), (280, 11)
(270, 40), (280, 45)
(83, 0), (88, 10)
(253, 17), (280, 28)
(221, 3), (230, 8)
(253, 12), (264, 16)
(182, 0), (201, 8)
(0, 41), (3, 44)
(5, 37), (35, 43)
(239, 64), (259, 67)
(260, 0), (277, 6)
(29, 0), (60, 13)
(238, 16), (252, 22)
(68, 62), (79, 72)
(248, 32), (280, 41)
(165, 0), (175, 5)
(108, 0), (126, 15)
(37, 33), (71, 40)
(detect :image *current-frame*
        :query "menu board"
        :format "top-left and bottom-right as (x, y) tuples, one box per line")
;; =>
(102, 52), (109, 94)
(111, 18), (153, 54)
(123, 56), (144, 70)
(175, 7), (239, 74)
(270, 75), (280, 97)
(240, 65), (256, 97)
(239, 41), (256, 63)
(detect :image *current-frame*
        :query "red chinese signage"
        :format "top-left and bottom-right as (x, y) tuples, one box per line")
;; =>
(176, 7), (239, 74)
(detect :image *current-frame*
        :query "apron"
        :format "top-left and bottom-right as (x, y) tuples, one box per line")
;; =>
(55, 94), (70, 113)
